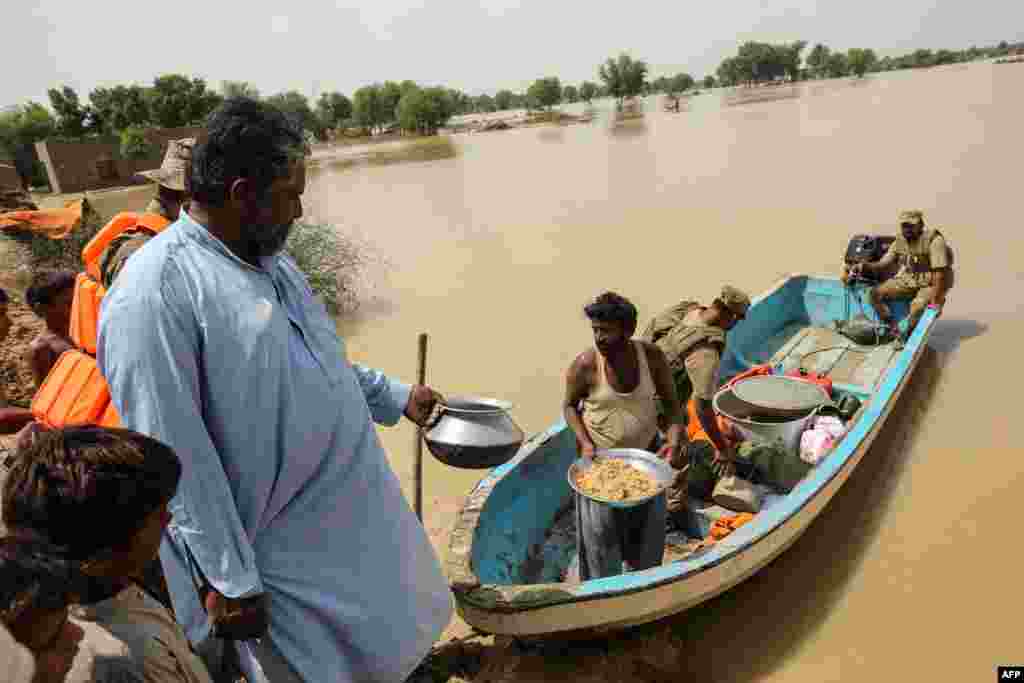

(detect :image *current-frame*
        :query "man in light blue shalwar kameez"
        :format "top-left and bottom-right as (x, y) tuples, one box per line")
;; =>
(97, 98), (452, 682)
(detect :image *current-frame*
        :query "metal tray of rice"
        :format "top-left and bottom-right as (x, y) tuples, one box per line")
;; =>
(568, 448), (675, 508)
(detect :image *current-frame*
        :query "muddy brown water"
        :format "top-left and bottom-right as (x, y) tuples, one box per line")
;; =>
(304, 63), (1022, 680)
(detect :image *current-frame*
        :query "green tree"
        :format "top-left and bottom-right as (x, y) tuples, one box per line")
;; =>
(399, 80), (420, 98)
(378, 81), (404, 124)
(579, 81), (599, 103)
(0, 103), (56, 187)
(826, 52), (850, 78)
(846, 48), (878, 77)
(526, 77), (562, 110)
(47, 86), (91, 138)
(396, 85), (455, 135)
(352, 85), (387, 134)
(599, 53), (648, 108)
(911, 49), (936, 68)
(316, 92), (352, 130)
(494, 89), (515, 111)
(782, 41), (807, 81)
(702, 75), (716, 89)
(668, 73), (694, 95)
(265, 91), (325, 140)
(148, 75), (222, 128)
(120, 126), (156, 159)
(562, 85), (579, 103)
(448, 90), (473, 116)
(474, 94), (495, 113)
(221, 81), (260, 99)
(89, 85), (150, 134)
(806, 44), (831, 78)
(716, 57), (742, 86)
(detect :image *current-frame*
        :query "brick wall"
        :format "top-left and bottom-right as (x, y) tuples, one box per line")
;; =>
(35, 126), (202, 194)
(0, 164), (22, 191)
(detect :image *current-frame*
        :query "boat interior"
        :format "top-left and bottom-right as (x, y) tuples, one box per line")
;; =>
(470, 276), (914, 587)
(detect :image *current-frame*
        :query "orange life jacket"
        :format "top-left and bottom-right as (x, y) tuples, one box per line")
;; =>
(686, 363), (773, 442)
(30, 212), (170, 430)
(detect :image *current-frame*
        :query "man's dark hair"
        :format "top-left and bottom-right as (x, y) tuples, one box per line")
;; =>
(584, 292), (638, 330)
(188, 96), (306, 208)
(0, 537), (96, 626)
(3, 427), (181, 562)
(24, 270), (76, 316)
(0, 287), (8, 304)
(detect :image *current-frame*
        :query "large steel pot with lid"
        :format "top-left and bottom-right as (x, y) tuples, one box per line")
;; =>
(714, 375), (832, 452)
(423, 397), (525, 469)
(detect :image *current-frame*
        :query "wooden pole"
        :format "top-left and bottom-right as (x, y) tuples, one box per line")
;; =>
(414, 333), (428, 522)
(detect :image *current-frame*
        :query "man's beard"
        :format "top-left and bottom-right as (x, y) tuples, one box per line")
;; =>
(247, 221), (294, 258)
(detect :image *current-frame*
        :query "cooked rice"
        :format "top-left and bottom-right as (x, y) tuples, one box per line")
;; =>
(575, 458), (658, 501)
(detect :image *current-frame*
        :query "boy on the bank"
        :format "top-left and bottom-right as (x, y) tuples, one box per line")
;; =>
(24, 271), (76, 386)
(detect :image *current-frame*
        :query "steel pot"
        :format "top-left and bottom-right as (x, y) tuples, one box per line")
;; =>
(423, 397), (525, 469)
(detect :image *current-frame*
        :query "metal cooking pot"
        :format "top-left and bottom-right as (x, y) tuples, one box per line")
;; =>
(714, 386), (824, 453)
(729, 375), (832, 420)
(423, 397), (525, 469)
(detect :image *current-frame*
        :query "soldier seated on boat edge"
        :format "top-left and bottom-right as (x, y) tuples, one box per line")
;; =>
(849, 209), (954, 344)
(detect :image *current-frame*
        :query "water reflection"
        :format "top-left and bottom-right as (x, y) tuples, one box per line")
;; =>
(608, 99), (649, 137)
(607, 115), (649, 137)
(308, 135), (459, 174)
(722, 84), (803, 107)
(536, 126), (566, 143)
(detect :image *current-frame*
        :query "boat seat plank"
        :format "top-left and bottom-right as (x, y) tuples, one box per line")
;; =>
(768, 324), (901, 391)
(849, 345), (899, 389)
(770, 325), (827, 372)
(744, 321), (807, 366)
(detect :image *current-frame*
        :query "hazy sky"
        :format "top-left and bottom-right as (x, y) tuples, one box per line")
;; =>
(6, 0), (1022, 109)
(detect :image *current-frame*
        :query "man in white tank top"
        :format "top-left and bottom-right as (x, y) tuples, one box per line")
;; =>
(563, 292), (685, 579)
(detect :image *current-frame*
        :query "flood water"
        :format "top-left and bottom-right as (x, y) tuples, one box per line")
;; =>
(306, 63), (1022, 680)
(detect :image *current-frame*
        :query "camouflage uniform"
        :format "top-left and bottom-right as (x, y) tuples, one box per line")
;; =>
(641, 285), (751, 516)
(875, 210), (955, 320)
(98, 138), (193, 289)
(97, 200), (173, 289)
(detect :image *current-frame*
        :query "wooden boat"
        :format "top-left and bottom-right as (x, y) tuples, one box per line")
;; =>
(446, 273), (938, 636)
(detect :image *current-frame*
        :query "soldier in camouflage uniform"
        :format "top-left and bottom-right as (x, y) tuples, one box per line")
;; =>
(98, 138), (194, 288)
(641, 285), (751, 529)
(851, 210), (954, 344)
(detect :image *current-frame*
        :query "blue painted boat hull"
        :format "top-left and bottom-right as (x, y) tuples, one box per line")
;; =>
(446, 274), (937, 636)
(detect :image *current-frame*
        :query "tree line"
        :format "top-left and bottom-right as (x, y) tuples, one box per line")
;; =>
(715, 39), (1023, 86)
(2, 37), (1020, 189)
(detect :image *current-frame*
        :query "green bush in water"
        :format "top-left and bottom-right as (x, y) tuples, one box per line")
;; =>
(284, 221), (364, 316)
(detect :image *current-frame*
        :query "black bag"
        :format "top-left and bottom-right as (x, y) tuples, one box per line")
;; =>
(834, 314), (894, 346)
(737, 438), (812, 494)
